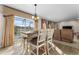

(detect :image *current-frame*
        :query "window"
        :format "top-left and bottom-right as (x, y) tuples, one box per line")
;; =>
(14, 16), (34, 39)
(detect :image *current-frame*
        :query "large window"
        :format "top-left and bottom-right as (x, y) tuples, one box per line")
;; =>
(14, 16), (34, 39)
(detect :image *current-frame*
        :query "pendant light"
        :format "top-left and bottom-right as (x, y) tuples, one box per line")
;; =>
(32, 4), (39, 20)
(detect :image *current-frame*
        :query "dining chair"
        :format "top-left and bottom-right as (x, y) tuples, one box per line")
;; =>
(29, 30), (47, 55)
(47, 29), (54, 55)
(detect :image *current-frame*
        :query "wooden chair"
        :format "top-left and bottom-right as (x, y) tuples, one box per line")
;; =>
(47, 29), (54, 55)
(29, 30), (47, 55)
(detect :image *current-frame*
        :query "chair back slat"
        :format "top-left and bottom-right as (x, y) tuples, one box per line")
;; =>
(37, 30), (47, 43)
(47, 29), (54, 40)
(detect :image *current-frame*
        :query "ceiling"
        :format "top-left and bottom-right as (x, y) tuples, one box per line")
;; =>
(4, 4), (79, 22)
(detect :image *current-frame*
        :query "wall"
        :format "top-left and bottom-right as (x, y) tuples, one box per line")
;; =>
(58, 20), (79, 33)
(0, 5), (5, 48)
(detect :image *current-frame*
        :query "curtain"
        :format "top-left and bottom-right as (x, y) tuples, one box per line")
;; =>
(0, 14), (3, 48)
(34, 20), (38, 31)
(41, 19), (46, 30)
(2, 15), (14, 48)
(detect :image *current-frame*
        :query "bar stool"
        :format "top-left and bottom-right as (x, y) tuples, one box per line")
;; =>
(29, 30), (47, 55)
(47, 29), (54, 55)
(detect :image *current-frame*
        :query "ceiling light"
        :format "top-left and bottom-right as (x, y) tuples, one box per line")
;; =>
(32, 4), (39, 21)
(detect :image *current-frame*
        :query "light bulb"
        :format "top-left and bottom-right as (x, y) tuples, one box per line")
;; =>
(32, 16), (39, 20)
(37, 16), (39, 19)
(32, 16), (34, 19)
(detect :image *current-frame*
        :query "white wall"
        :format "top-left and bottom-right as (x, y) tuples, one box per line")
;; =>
(58, 20), (79, 33)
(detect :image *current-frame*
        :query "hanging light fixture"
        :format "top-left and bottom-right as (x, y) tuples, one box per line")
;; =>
(32, 4), (39, 20)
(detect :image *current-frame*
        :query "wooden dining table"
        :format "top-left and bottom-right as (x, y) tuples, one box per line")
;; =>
(22, 31), (38, 39)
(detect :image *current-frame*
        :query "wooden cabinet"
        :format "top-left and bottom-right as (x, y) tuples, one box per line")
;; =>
(53, 29), (61, 41)
(54, 29), (74, 43)
(61, 29), (73, 43)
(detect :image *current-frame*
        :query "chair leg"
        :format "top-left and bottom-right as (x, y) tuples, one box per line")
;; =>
(37, 47), (39, 55)
(47, 42), (50, 55)
(28, 43), (31, 55)
(44, 44), (47, 55)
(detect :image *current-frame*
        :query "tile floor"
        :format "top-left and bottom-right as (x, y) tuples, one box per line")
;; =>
(53, 41), (79, 55)
(0, 39), (27, 55)
(0, 38), (79, 55)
